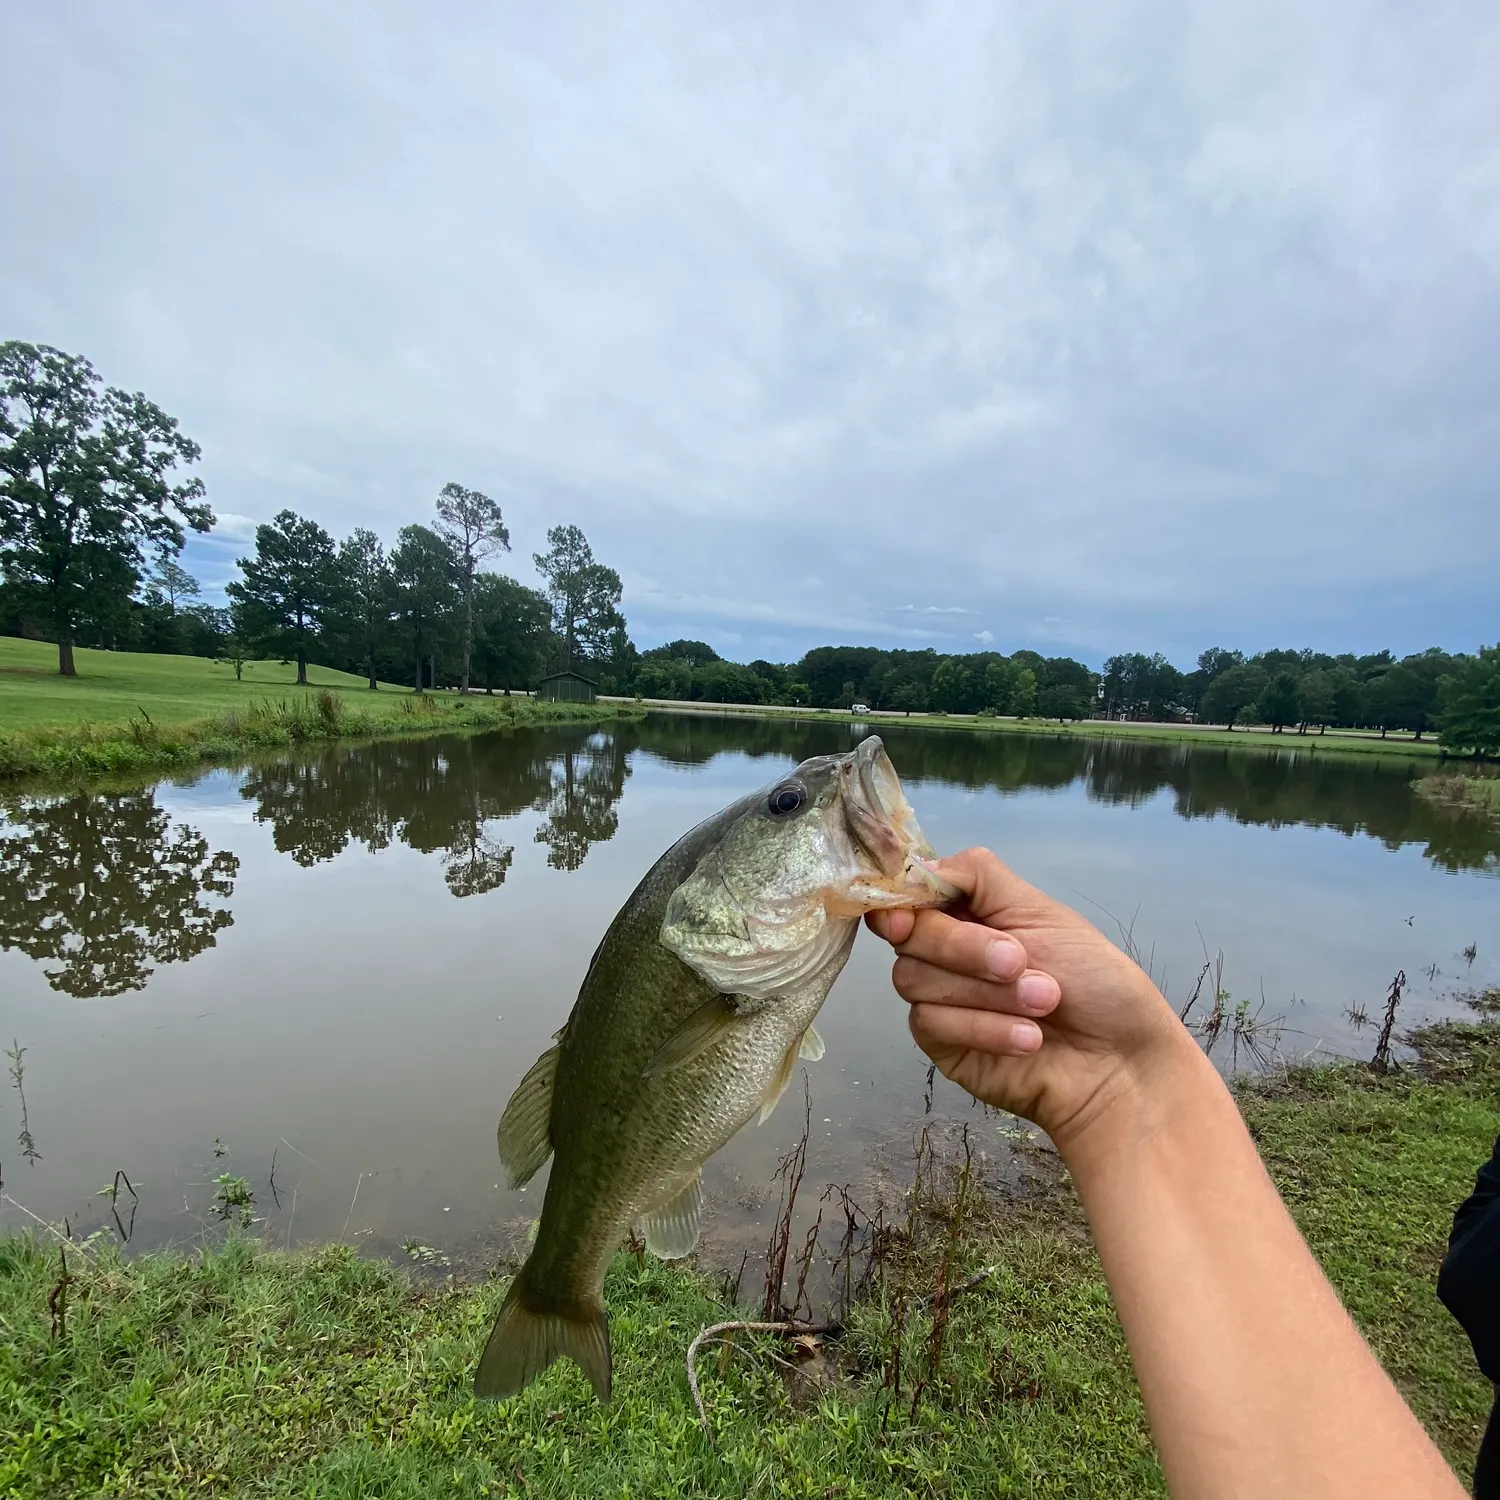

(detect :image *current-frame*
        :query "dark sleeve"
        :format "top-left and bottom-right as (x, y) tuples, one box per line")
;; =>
(1438, 1135), (1500, 1383)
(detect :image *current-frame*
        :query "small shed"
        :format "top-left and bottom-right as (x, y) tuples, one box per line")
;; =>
(536, 669), (598, 703)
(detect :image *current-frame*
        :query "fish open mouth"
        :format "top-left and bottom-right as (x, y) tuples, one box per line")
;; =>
(835, 737), (958, 911)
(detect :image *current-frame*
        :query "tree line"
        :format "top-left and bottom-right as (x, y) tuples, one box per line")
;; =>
(3, 340), (1496, 754)
(0, 341), (629, 694)
(628, 639), (1499, 756)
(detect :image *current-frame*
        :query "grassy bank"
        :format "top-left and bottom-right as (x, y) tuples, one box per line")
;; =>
(625, 696), (1445, 760)
(1417, 770), (1500, 823)
(4, 1017), (1495, 1498)
(0, 638), (640, 783)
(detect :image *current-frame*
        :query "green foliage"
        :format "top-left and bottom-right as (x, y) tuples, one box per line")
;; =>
(1200, 663), (1268, 727)
(390, 524), (460, 692)
(1257, 671), (1302, 731)
(1038, 684), (1089, 721)
(0, 340), (211, 675)
(1437, 646), (1500, 757)
(643, 638), (721, 668)
(1297, 669), (1336, 729)
(532, 524), (624, 673)
(472, 573), (553, 692)
(434, 482), (510, 694)
(1101, 652), (1185, 720)
(1415, 772), (1500, 823)
(225, 510), (338, 685)
(324, 528), (395, 688)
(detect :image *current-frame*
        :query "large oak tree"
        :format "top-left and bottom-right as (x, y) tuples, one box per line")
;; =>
(0, 341), (211, 675)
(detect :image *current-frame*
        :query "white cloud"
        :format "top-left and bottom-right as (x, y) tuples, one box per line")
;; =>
(210, 512), (259, 542)
(974, 630), (995, 645)
(2, 2), (1497, 663)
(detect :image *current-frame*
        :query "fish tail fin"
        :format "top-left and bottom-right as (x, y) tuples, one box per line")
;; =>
(473, 1265), (612, 1403)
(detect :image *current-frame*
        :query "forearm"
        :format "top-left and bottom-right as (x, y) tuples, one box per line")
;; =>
(1060, 1033), (1462, 1500)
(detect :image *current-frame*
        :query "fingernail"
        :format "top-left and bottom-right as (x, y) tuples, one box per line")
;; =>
(985, 938), (1024, 980)
(1011, 1020), (1043, 1052)
(1016, 973), (1057, 1011)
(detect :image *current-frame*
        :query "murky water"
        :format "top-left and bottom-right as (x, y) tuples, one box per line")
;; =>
(2, 714), (1495, 1269)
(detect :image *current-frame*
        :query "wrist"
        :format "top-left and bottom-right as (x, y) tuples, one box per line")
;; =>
(1048, 1022), (1223, 1187)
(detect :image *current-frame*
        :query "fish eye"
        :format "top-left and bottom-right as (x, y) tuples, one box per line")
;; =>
(768, 783), (807, 817)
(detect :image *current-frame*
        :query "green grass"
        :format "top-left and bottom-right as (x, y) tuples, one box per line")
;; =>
(3, 1019), (1494, 1498)
(1415, 770), (1500, 823)
(627, 696), (1444, 759)
(0, 637), (641, 784)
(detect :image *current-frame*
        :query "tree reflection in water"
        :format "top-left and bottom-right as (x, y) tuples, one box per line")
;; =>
(238, 726), (632, 894)
(622, 713), (1500, 875)
(0, 791), (239, 997)
(4, 716), (1491, 1005)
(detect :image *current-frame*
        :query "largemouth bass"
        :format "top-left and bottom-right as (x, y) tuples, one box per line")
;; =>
(474, 735), (954, 1402)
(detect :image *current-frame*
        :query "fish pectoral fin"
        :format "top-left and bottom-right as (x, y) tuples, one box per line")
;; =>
(758, 1035), (803, 1125)
(640, 1170), (704, 1260)
(497, 1044), (559, 1188)
(798, 1023), (826, 1062)
(642, 994), (743, 1078)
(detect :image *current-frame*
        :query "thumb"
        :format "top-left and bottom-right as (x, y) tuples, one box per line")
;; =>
(929, 848), (1039, 926)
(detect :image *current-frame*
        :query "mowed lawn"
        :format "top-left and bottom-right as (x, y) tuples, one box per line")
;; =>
(0, 637), (413, 732)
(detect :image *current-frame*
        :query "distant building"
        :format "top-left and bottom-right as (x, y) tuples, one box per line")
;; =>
(536, 670), (598, 703)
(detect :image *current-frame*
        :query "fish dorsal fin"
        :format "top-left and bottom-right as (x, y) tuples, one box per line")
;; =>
(643, 994), (756, 1078)
(640, 1170), (704, 1260)
(798, 1023), (825, 1061)
(497, 1043), (559, 1188)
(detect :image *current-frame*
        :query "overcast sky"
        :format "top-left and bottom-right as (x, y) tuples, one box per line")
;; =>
(3, 3), (1497, 667)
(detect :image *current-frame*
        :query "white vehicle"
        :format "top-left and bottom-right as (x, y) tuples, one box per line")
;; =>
(850, 703), (871, 714)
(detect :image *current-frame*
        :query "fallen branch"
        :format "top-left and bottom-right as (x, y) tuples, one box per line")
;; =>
(686, 1319), (833, 1440)
(685, 1265), (1004, 1440)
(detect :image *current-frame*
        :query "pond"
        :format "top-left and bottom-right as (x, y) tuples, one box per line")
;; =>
(2, 713), (1495, 1270)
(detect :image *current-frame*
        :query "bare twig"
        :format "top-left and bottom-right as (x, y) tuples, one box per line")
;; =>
(48, 1244), (74, 1341)
(341, 1173), (364, 1239)
(1178, 961), (1212, 1023)
(108, 1169), (138, 1243)
(761, 1076), (811, 1319)
(1371, 970), (1406, 1074)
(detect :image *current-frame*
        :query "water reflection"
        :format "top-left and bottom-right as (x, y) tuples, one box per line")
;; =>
(1, 719), (1492, 1008)
(0, 791), (239, 997)
(626, 715), (1500, 874)
(239, 727), (632, 892)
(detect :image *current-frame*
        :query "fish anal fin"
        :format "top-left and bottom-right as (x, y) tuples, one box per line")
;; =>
(474, 1271), (611, 1403)
(798, 1023), (825, 1062)
(641, 1170), (704, 1260)
(643, 994), (742, 1078)
(498, 1044), (559, 1188)
(758, 1035), (803, 1125)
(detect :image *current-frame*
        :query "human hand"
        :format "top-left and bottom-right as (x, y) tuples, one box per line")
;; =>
(866, 847), (1193, 1156)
